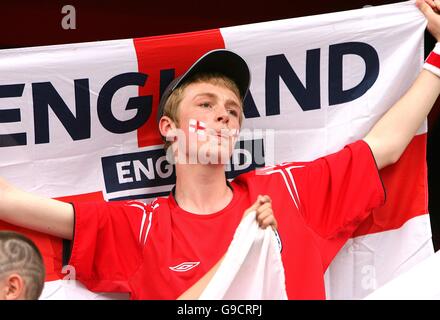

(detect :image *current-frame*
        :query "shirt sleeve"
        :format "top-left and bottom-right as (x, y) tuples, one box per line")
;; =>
(68, 200), (149, 294)
(295, 140), (386, 241)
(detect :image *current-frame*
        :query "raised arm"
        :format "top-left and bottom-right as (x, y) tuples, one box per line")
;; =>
(0, 177), (74, 240)
(363, 0), (440, 169)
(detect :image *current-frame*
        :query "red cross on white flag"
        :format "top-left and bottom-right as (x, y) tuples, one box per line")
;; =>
(189, 119), (207, 136)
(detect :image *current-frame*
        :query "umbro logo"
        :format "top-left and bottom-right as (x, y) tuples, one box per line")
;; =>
(169, 261), (200, 272)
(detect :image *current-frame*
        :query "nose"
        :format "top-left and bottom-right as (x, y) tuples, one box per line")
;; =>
(215, 105), (229, 124)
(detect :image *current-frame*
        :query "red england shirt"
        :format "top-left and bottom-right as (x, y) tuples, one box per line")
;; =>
(68, 140), (385, 299)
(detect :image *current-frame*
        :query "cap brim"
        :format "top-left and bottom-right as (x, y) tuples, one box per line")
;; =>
(172, 49), (250, 99)
(157, 49), (251, 124)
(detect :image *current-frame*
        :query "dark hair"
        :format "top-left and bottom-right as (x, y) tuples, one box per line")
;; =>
(0, 231), (46, 299)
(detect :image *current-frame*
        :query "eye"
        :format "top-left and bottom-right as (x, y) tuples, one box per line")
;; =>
(227, 109), (239, 117)
(199, 102), (212, 108)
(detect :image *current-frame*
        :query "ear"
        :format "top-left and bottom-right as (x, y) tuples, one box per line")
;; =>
(4, 274), (25, 300)
(159, 116), (177, 141)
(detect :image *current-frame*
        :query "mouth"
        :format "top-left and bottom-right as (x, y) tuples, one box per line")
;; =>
(215, 133), (229, 139)
(213, 129), (239, 139)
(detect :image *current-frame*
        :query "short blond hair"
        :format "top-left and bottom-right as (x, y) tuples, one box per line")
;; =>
(161, 73), (243, 150)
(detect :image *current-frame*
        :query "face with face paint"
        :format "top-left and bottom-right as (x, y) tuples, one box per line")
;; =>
(168, 81), (242, 165)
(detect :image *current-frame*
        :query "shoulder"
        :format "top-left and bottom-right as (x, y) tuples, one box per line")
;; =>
(76, 196), (169, 217)
(232, 140), (373, 184)
(312, 140), (378, 173)
(324, 140), (375, 161)
(231, 162), (307, 194)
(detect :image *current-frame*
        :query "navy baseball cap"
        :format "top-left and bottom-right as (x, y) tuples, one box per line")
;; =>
(156, 49), (251, 124)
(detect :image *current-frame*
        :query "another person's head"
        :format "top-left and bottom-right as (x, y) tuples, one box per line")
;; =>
(0, 231), (45, 300)
(157, 50), (250, 165)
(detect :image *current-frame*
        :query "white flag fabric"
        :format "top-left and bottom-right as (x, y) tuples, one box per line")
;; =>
(0, 0), (433, 299)
(199, 212), (287, 300)
(364, 250), (440, 300)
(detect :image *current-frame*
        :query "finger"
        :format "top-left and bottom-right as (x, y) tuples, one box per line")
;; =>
(260, 215), (278, 230)
(253, 195), (264, 208)
(256, 202), (272, 215)
(259, 195), (272, 204)
(435, 0), (440, 13)
(417, 0), (437, 18)
(257, 209), (273, 226)
(426, 0), (437, 9)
